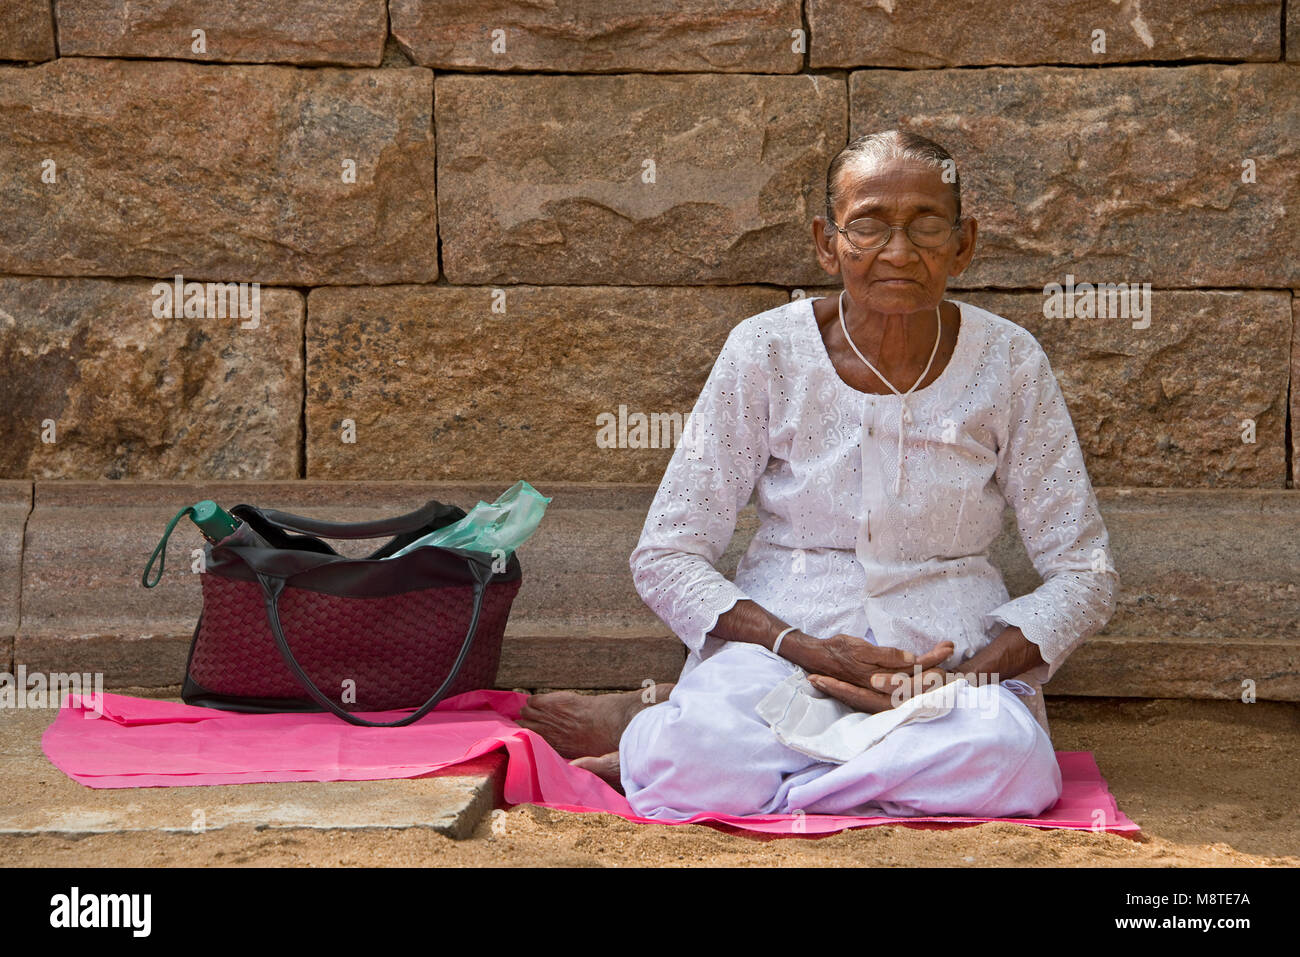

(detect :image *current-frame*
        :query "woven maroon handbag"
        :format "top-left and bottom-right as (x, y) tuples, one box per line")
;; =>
(180, 499), (522, 727)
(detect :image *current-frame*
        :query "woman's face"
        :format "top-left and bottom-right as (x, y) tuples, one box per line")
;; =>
(813, 156), (977, 316)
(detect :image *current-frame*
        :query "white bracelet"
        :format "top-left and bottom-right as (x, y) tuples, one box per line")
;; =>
(772, 625), (798, 656)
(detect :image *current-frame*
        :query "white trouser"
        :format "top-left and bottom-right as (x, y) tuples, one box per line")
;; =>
(619, 641), (1062, 821)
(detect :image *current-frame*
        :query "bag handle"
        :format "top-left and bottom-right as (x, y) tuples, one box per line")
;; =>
(249, 500), (461, 540)
(141, 505), (200, 588)
(253, 564), (492, 728)
(145, 500), (463, 588)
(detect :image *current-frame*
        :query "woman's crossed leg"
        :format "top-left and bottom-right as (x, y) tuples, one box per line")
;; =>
(522, 641), (1061, 821)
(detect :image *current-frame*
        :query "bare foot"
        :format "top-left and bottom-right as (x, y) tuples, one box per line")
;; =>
(516, 683), (674, 759)
(570, 752), (622, 791)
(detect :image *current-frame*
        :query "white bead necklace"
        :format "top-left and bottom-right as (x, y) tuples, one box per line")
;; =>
(837, 289), (942, 496)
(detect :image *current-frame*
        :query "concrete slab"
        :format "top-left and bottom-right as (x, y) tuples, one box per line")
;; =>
(0, 704), (506, 840)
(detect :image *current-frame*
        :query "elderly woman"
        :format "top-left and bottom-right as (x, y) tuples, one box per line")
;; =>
(519, 130), (1119, 821)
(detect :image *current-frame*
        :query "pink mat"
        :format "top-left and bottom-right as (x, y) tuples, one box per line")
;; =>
(41, 690), (1138, 836)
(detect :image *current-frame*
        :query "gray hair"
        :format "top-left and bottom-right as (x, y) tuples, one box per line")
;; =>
(823, 130), (962, 234)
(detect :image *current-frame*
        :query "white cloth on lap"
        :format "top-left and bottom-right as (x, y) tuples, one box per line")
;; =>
(755, 669), (967, 764)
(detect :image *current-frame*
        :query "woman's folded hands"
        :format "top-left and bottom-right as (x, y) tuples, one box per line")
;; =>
(785, 632), (959, 714)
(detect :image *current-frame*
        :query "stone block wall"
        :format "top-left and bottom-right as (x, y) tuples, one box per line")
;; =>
(1, 2), (1295, 487)
(0, 4), (1297, 697)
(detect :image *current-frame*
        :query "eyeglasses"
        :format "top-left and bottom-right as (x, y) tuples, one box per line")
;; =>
(827, 215), (962, 251)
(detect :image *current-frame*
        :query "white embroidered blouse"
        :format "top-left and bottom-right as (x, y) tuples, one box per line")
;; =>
(629, 295), (1119, 687)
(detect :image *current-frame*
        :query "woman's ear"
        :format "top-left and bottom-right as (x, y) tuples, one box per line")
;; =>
(812, 217), (842, 277)
(948, 216), (978, 277)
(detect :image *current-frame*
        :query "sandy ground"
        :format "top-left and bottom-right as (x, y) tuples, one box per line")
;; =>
(4, 694), (1297, 867)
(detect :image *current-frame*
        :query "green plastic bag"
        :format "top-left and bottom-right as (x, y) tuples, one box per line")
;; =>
(386, 480), (551, 559)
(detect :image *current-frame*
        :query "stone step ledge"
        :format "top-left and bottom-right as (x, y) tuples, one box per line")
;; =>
(3, 480), (1297, 700)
